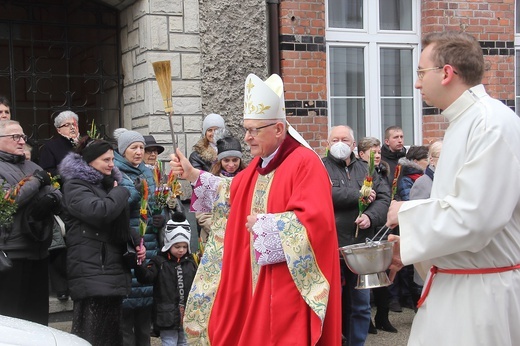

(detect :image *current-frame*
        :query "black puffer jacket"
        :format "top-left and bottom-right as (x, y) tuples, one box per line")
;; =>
(322, 152), (391, 248)
(58, 152), (132, 300)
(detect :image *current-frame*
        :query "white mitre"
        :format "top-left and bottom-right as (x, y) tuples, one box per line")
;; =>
(243, 73), (312, 150)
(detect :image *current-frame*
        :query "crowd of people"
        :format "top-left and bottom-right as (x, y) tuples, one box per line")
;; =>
(1, 30), (520, 346)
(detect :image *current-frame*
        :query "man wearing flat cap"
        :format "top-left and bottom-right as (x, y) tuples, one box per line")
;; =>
(170, 74), (340, 345)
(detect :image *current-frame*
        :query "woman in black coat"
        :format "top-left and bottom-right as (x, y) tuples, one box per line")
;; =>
(58, 138), (146, 346)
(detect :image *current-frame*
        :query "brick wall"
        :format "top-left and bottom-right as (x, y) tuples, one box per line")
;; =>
(420, 0), (515, 144)
(279, 0), (328, 155)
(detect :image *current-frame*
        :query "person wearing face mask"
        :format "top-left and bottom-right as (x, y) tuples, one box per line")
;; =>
(322, 125), (391, 346)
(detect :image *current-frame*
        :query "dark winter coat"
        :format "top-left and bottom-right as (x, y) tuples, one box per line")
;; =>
(322, 152), (391, 248)
(58, 152), (132, 301)
(396, 157), (424, 202)
(39, 134), (75, 177)
(0, 150), (61, 259)
(381, 144), (407, 185)
(135, 252), (198, 330)
(188, 138), (217, 172)
(114, 151), (159, 310)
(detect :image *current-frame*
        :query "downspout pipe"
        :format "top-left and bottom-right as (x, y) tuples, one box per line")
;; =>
(267, 0), (281, 76)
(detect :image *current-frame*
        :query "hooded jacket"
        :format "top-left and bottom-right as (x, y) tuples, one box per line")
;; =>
(322, 152), (391, 247)
(58, 152), (132, 300)
(396, 157), (425, 202)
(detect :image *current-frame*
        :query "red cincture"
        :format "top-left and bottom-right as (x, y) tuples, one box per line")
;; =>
(417, 264), (520, 308)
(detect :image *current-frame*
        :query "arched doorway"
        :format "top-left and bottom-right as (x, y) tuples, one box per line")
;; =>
(0, 0), (122, 162)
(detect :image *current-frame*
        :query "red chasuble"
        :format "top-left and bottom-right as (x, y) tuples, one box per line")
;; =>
(206, 137), (341, 345)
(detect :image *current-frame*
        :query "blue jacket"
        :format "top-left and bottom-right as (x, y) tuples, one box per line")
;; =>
(396, 157), (424, 202)
(114, 151), (159, 309)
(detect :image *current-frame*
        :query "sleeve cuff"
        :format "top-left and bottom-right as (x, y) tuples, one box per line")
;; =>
(252, 213), (286, 266)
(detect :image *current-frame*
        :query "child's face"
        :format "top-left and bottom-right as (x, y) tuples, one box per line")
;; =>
(169, 242), (188, 259)
(222, 156), (241, 174)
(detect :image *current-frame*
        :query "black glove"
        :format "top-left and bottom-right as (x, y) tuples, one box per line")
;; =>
(31, 193), (60, 220)
(101, 174), (116, 191)
(152, 214), (165, 228)
(33, 170), (51, 186)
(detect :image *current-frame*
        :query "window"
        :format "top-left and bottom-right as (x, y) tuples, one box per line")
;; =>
(326, 0), (421, 145)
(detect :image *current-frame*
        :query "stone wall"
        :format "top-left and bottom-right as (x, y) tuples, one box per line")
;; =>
(198, 0), (269, 144)
(120, 0), (204, 160)
(119, 0), (269, 161)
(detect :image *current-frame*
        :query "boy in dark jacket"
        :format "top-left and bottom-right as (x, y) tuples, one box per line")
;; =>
(135, 213), (197, 346)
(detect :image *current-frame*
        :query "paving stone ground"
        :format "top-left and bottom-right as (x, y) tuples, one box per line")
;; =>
(49, 307), (415, 346)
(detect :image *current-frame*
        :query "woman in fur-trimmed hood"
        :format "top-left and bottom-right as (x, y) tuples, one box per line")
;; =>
(58, 138), (145, 346)
(396, 145), (429, 202)
(188, 113), (225, 171)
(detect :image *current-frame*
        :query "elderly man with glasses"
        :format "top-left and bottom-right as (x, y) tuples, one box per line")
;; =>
(0, 120), (62, 325)
(169, 74), (341, 346)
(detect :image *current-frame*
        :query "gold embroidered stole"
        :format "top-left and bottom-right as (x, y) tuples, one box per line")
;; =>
(184, 178), (231, 345)
(249, 171), (274, 289)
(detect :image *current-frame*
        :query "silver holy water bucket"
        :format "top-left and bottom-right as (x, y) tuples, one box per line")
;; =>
(339, 239), (395, 289)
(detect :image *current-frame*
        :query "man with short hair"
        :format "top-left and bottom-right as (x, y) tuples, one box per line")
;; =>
(0, 120), (61, 325)
(170, 74), (341, 345)
(323, 125), (391, 345)
(0, 95), (11, 120)
(387, 31), (520, 344)
(381, 125), (406, 184)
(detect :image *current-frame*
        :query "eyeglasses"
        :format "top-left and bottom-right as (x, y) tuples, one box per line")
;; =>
(416, 67), (443, 80)
(145, 148), (158, 154)
(243, 123), (277, 137)
(417, 66), (459, 80)
(58, 122), (77, 129)
(0, 134), (27, 142)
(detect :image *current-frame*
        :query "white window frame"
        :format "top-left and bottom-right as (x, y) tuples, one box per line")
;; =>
(325, 0), (423, 144)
